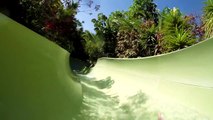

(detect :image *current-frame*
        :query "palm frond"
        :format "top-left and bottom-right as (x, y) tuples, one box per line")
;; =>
(163, 27), (195, 51)
(203, 0), (213, 38)
(82, 31), (105, 58)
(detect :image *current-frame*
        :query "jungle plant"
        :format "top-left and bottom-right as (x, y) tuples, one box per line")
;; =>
(128, 0), (159, 24)
(92, 13), (118, 57)
(114, 15), (142, 58)
(203, 0), (213, 38)
(115, 0), (160, 57)
(1, 0), (100, 61)
(82, 30), (105, 60)
(160, 7), (190, 34)
(116, 29), (141, 58)
(17, 0), (88, 61)
(163, 28), (196, 51)
(159, 7), (196, 52)
(139, 20), (159, 56)
(128, 0), (159, 56)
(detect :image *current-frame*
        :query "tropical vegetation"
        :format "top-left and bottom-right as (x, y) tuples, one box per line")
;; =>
(0, 0), (212, 63)
(84, 0), (205, 60)
(203, 0), (213, 38)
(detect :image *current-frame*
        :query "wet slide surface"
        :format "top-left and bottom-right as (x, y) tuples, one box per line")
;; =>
(1, 12), (213, 119)
(88, 37), (213, 119)
(0, 13), (82, 120)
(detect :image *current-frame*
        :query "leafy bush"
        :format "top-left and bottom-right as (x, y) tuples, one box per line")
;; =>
(159, 8), (197, 52)
(19, 0), (83, 53)
(203, 0), (213, 38)
(92, 13), (117, 57)
(82, 31), (104, 60)
(91, 0), (161, 58)
(163, 28), (196, 51)
(139, 20), (159, 56)
(116, 30), (140, 58)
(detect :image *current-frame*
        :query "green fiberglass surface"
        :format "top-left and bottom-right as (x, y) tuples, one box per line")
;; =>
(0, 13), (82, 120)
(88, 38), (213, 119)
(1, 12), (213, 119)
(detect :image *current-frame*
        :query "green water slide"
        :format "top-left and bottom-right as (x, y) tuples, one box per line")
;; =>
(0, 13), (82, 120)
(1, 12), (213, 119)
(89, 38), (213, 118)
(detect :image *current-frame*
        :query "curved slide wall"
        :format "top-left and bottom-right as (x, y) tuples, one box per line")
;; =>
(89, 37), (213, 118)
(1, 12), (213, 119)
(0, 13), (82, 120)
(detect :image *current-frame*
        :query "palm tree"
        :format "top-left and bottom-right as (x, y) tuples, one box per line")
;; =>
(160, 7), (190, 34)
(139, 20), (158, 56)
(159, 7), (196, 52)
(203, 0), (213, 38)
(82, 31), (105, 60)
(128, 0), (159, 24)
(163, 28), (195, 51)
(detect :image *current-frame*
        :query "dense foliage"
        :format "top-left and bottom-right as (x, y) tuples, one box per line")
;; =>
(203, 0), (213, 38)
(159, 8), (198, 52)
(82, 30), (104, 60)
(20, 0), (89, 60)
(85, 0), (206, 60)
(0, 0), (99, 61)
(1, 0), (212, 62)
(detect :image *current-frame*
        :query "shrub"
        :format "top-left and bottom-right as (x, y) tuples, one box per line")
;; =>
(82, 31), (104, 60)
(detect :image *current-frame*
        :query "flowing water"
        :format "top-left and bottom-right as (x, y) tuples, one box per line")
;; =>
(71, 74), (210, 120)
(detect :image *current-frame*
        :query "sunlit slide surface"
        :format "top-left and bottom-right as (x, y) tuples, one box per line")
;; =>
(86, 38), (213, 119)
(0, 13), (82, 120)
(1, 13), (213, 120)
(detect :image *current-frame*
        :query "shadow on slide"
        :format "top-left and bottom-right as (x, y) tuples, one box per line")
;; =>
(1, 12), (213, 119)
(89, 36), (213, 119)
